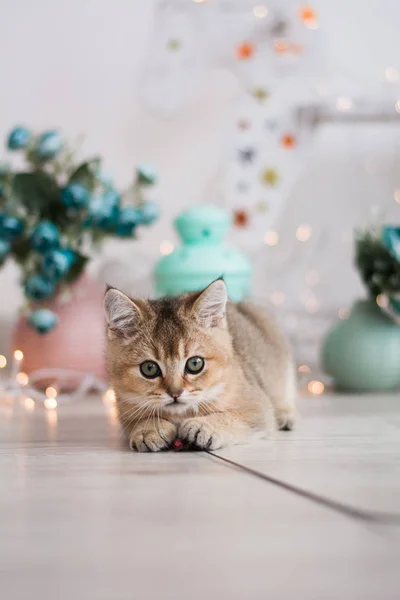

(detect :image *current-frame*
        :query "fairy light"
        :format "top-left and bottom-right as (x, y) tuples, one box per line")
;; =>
(338, 307), (350, 320)
(376, 294), (389, 308)
(0, 355), (6, 369)
(103, 388), (116, 404)
(298, 365), (311, 373)
(395, 100), (400, 114)
(393, 189), (400, 204)
(44, 397), (58, 410)
(336, 96), (353, 111)
(305, 270), (319, 286)
(14, 350), (23, 361)
(264, 230), (279, 246)
(160, 240), (174, 256)
(385, 67), (399, 82)
(308, 380), (325, 395)
(45, 386), (58, 399)
(270, 291), (286, 305)
(253, 5), (268, 18)
(16, 372), (29, 386)
(24, 397), (35, 412)
(305, 297), (320, 313)
(296, 224), (312, 242)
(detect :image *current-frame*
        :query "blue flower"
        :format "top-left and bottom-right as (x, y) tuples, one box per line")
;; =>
(96, 169), (114, 188)
(0, 212), (24, 240)
(137, 164), (157, 185)
(36, 130), (63, 160)
(42, 248), (76, 279)
(24, 274), (55, 300)
(61, 183), (89, 210)
(31, 221), (60, 253)
(7, 126), (31, 150)
(114, 206), (142, 237)
(87, 191), (120, 230)
(28, 309), (58, 334)
(140, 200), (160, 225)
(382, 226), (400, 262)
(0, 239), (10, 261)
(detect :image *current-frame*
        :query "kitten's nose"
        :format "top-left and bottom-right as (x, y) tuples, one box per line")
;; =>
(169, 389), (183, 401)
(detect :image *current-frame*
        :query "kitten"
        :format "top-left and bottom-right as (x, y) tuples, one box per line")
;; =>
(104, 279), (296, 452)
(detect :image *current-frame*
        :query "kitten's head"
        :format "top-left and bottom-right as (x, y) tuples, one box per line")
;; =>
(104, 279), (231, 416)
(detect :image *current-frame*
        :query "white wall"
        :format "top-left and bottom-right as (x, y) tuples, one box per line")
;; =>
(1, 0), (400, 352)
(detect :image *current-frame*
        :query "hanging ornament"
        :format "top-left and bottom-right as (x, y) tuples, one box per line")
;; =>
(299, 6), (318, 29)
(252, 87), (269, 102)
(167, 39), (181, 51)
(260, 168), (279, 187)
(256, 201), (269, 213)
(237, 119), (251, 130)
(236, 42), (254, 60)
(238, 148), (256, 163)
(233, 210), (249, 228)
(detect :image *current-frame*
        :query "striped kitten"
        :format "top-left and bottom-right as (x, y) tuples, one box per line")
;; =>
(104, 279), (296, 452)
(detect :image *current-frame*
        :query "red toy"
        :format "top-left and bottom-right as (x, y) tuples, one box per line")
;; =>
(172, 438), (184, 451)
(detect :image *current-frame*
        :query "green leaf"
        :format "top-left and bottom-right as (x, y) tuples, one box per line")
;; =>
(12, 171), (67, 223)
(68, 157), (101, 191)
(63, 252), (88, 284)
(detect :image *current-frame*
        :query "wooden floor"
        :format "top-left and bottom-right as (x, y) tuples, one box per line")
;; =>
(0, 391), (399, 600)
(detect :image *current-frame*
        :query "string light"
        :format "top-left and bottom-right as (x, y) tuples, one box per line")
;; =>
(253, 5), (268, 18)
(160, 241), (174, 256)
(14, 350), (23, 361)
(308, 380), (325, 395)
(44, 397), (58, 410)
(45, 386), (58, 399)
(395, 100), (400, 114)
(336, 96), (353, 111)
(264, 230), (279, 246)
(24, 397), (35, 412)
(16, 372), (29, 386)
(298, 365), (311, 373)
(0, 355), (6, 368)
(270, 291), (286, 305)
(385, 67), (399, 82)
(103, 388), (116, 404)
(46, 409), (58, 427)
(296, 224), (312, 242)
(305, 270), (319, 286)
(393, 189), (400, 204)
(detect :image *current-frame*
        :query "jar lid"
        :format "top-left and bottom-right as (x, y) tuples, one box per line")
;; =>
(175, 205), (230, 245)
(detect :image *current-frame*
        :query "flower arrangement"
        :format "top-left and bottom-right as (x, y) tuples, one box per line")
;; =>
(355, 225), (400, 317)
(0, 125), (159, 334)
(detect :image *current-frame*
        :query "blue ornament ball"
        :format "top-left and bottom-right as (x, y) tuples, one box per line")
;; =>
(7, 126), (31, 150)
(0, 238), (10, 261)
(28, 309), (58, 334)
(140, 200), (160, 226)
(0, 212), (24, 240)
(35, 130), (63, 160)
(42, 248), (75, 279)
(137, 164), (157, 185)
(61, 183), (89, 210)
(24, 274), (55, 301)
(31, 221), (60, 253)
(114, 206), (142, 237)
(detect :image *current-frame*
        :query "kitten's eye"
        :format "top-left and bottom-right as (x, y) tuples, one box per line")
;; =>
(185, 356), (205, 374)
(140, 361), (161, 379)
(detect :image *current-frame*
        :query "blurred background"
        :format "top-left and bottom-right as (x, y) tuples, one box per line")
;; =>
(1, 0), (400, 373)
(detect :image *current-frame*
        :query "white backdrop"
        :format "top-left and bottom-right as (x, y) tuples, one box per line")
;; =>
(1, 0), (400, 357)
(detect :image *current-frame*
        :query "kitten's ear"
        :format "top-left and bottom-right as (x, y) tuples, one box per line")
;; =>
(104, 287), (141, 338)
(191, 279), (228, 329)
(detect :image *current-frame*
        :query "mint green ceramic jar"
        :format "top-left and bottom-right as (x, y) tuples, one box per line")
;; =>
(322, 300), (400, 391)
(153, 205), (252, 300)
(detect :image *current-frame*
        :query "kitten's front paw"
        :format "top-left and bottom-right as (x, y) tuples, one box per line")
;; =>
(130, 421), (177, 452)
(179, 418), (224, 450)
(275, 403), (297, 431)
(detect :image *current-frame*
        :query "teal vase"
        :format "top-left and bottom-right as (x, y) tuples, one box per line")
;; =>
(153, 205), (252, 300)
(322, 300), (400, 392)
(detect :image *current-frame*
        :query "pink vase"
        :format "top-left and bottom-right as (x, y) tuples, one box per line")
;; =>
(11, 274), (107, 388)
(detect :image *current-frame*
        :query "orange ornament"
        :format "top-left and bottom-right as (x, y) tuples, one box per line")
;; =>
(281, 134), (296, 149)
(234, 210), (249, 228)
(299, 5), (316, 22)
(236, 42), (254, 60)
